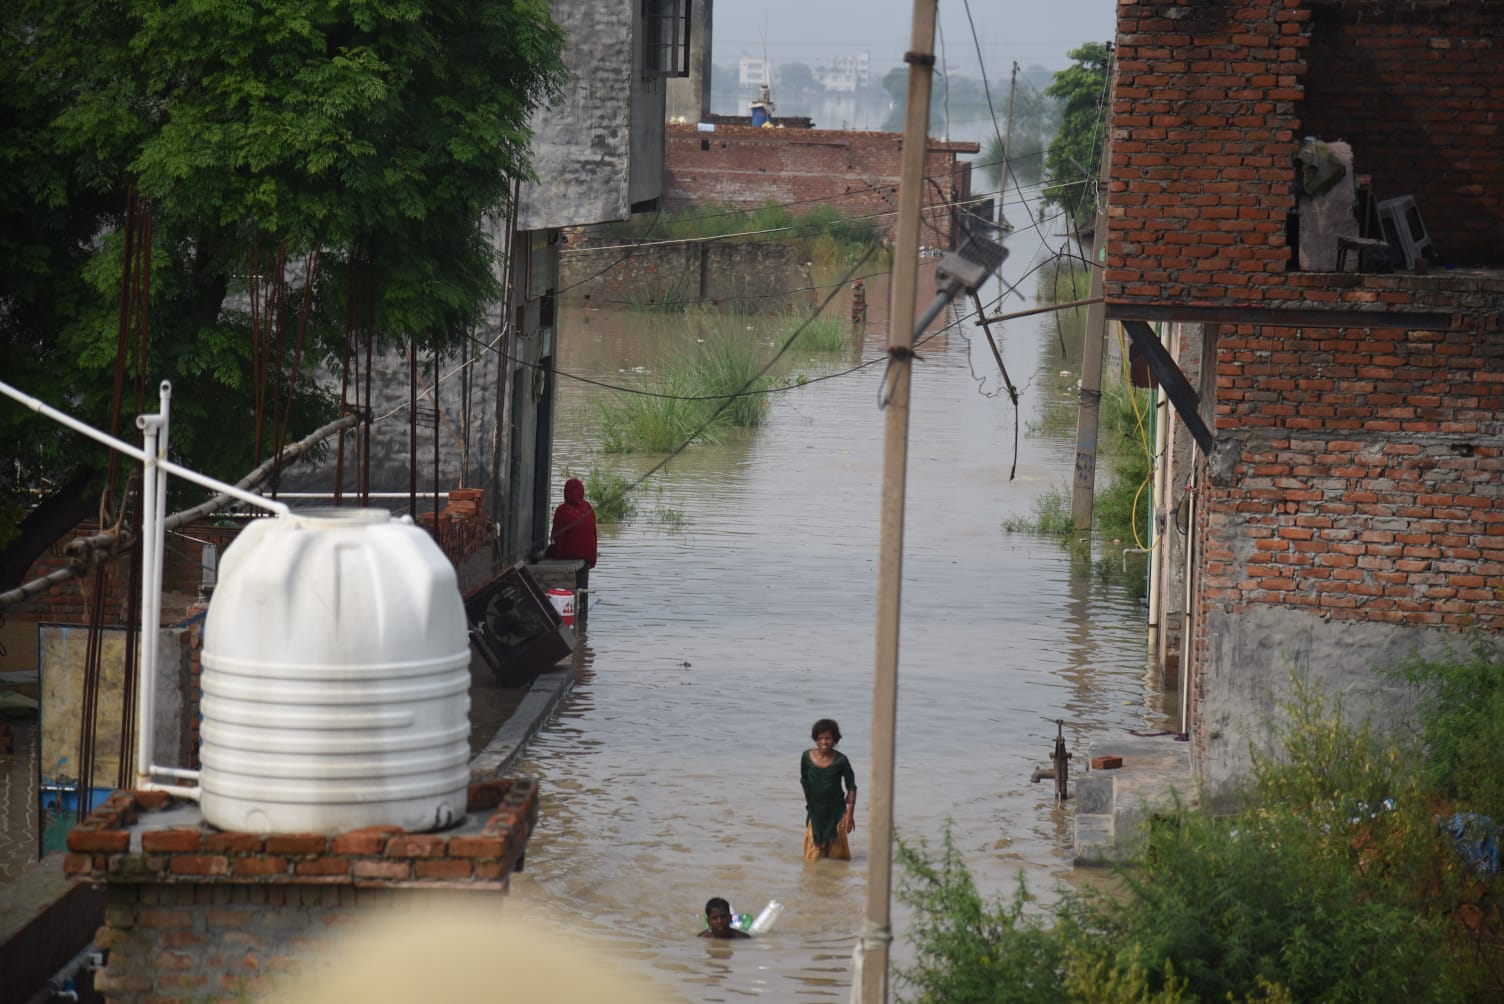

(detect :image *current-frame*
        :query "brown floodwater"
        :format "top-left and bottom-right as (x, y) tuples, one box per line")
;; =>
(503, 225), (1176, 1000)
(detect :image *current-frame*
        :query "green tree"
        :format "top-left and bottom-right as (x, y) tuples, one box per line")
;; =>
(779, 61), (817, 93)
(1042, 42), (1110, 229)
(0, 0), (565, 586)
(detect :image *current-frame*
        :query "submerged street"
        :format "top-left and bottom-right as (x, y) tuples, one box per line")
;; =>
(504, 224), (1177, 999)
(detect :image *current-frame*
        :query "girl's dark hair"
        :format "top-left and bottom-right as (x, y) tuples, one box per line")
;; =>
(811, 718), (842, 743)
(705, 897), (730, 915)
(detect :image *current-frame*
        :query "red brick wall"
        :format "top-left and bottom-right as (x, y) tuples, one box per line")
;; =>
(1300, 1), (1504, 267)
(1108, 0), (1504, 304)
(1108, 0), (1307, 303)
(663, 124), (977, 247)
(1199, 315), (1504, 633)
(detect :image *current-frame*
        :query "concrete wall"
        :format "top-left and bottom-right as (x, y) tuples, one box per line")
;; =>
(519, 0), (665, 230)
(558, 239), (809, 312)
(665, 0), (712, 123)
(1108, 0), (1504, 795)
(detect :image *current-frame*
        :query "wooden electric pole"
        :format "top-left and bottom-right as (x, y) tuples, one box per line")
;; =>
(862, 2), (937, 1001)
(1070, 63), (1115, 535)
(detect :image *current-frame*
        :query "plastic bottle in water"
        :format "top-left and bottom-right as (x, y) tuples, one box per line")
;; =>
(748, 899), (783, 936)
(729, 911), (754, 932)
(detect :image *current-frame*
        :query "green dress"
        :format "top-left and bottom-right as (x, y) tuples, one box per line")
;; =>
(801, 750), (857, 847)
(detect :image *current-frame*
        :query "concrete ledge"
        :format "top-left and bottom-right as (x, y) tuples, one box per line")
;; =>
(1073, 732), (1194, 867)
(469, 668), (575, 781)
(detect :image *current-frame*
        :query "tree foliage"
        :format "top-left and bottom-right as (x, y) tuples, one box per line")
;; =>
(1042, 42), (1110, 229)
(0, 0), (565, 577)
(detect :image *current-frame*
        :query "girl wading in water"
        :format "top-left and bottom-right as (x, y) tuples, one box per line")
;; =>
(800, 719), (857, 861)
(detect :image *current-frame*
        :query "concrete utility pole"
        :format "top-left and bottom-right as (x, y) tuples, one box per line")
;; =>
(1070, 60), (1115, 535)
(863, 2), (937, 1001)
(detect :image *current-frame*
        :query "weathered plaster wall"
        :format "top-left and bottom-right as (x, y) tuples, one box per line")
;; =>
(1198, 604), (1442, 798)
(665, 0), (712, 122)
(517, 1), (635, 230)
(39, 626), (189, 790)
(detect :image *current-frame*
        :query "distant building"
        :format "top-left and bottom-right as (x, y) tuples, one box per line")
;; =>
(813, 52), (870, 93)
(738, 54), (771, 88)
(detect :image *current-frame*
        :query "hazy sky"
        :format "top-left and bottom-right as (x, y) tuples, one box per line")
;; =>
(712, 0), (1116, 75)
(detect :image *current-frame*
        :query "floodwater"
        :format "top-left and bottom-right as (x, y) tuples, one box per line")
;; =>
(505, 223), (1175, 1000)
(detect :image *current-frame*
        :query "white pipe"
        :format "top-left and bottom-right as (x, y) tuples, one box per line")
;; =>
(135, 408), (162, 791)
(0, 379), (289, 515)
(1180, 481), (1197, 735)
(1147, 326), (1171, 652)
(148, 764), (200, 781)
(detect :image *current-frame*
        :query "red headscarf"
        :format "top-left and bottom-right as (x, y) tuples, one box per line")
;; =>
(546, 477), (598, 568)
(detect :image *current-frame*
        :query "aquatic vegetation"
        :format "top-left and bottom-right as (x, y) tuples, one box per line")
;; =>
(783, 310), (851, 353)
(569, 466), (636, 524)
(1001, 485), (1074, 536)
(596, 329), (771, 454)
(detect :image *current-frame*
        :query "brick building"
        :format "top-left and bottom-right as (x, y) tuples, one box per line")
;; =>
(1104, 0), (1504, 795)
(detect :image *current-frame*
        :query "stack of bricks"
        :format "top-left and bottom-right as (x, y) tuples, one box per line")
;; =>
(63, 779), (537, 1000)
(434, 488), (487, 568)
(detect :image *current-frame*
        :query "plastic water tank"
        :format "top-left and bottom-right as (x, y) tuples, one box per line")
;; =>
(199, 509), (471, 834)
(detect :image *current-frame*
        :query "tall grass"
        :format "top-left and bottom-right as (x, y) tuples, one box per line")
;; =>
(566, 466), (636, 524)
(597, 329), (771, 454)
(1095, 375), (1154, 547)
(1002, 484), (1075, 536)
(784, 311), (850, 353)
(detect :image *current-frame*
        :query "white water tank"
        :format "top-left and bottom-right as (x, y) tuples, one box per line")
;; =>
(199, 509), (471, 834)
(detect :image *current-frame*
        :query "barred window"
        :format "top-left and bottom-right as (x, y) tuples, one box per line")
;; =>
(643, 0), (690, 78)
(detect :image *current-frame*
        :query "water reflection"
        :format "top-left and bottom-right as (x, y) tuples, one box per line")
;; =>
(507, 223), (1170, 999)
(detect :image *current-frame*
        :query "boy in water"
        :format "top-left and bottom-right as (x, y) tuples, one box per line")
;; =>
(698, 897), (751, 939)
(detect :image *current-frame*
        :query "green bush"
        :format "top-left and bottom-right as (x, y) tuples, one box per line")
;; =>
(896, 831), (1066, 1004)
(1394, 634), (1504, 821)
(894, 670), (1504, 1003)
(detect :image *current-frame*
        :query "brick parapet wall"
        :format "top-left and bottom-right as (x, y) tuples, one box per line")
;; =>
(663, 123), (977, 246)
(64, 780), (537, 1000)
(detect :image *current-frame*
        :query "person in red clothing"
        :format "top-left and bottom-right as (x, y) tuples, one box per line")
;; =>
(545, 477), (598, 568)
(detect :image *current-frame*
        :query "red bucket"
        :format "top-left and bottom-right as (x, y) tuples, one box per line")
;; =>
(546, 587), (576, 628)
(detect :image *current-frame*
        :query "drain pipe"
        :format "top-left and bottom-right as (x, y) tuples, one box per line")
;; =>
(0, 377), (289, 799)
(1146, 324), (1171, 652)
(1179, 481), (1197, 736)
